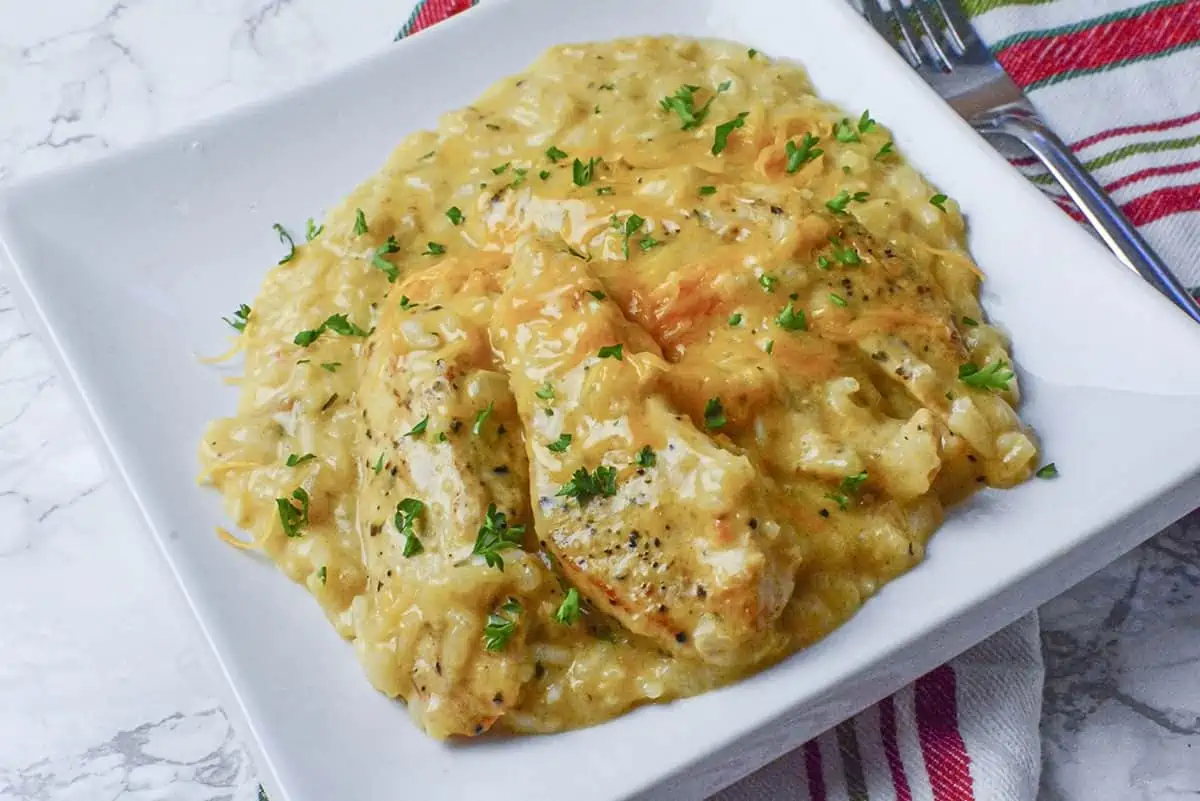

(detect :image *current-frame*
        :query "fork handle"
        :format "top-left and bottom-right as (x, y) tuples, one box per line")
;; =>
(975, 108), (1200, 324)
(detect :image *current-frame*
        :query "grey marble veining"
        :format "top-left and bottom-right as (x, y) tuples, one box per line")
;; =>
(1, 1), (1198, 799)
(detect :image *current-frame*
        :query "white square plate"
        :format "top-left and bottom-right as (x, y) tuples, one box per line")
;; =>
(4, 0), (1200, 799)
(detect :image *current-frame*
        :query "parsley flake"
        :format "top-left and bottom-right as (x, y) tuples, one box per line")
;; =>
(556, 465), (618, 505)
(492, 162), (510, 175)
(407, 416), (429, 437)
(1036, 463), (1059, 479)
(598, 344), (624, 360)
(826, 190), (852, 214)
(776, 303), (808, 331)
(554, 588), (582, 625)
(636, 445), (657, 468)
(293, 313), (368, 346)
(546, 145), (569, 162)
(729, 312), (743, 326)
(829, 237), (862, 266)
(223, 304), (251, 333)
(276, 488), (310, 537)
(765, 339), (775, 354)
(399, 295), (416, 310)
(711, 112), (749, 155)
(273, 223), (296, 264)
(535, 383), (555, 401)
(305, 218), (323, 241)
(547, 434), (573, 453)
(858, 109), (877, 133)
(484, 600), (520, 650)
(758, 273), (778, 293)
(422, 241), (446, 256)
(930, 193), (949, 211)
(446, 206), (464, 225)
(958, 361), (1014, 391)
(830, 292), (848, 307)
(472, 402), (494, 436)
(353, 209), (368, 236)
(320, 362), (340, 372)
(373, 453), (384, 475)
(786, 133), (823, 173)
(472, 504), (526, 570)
(639, 237), (660, 252)
(617, 213), (645, 259)
(833, 118), (860, 143)
(962, 316), (979, 327)
(699, 185), (717, 195)
(573, 157), (600, 187)
(371, 236), (401, 281)
(588, 289), (606, 301)
(395, 498), (425, 558)
(660, 84), (718, 130)
(704, 397), (727, 430)
(286, 453), (316, 467)
(876, 141), (894, 160)
(539, 169), (552, 180)
(317, 566), (327, 585)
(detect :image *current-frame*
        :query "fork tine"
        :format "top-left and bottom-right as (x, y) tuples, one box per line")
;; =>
(884, 0), (927, 68)
(927, 0), (976, 53)
(863, 0), (918, 66)
(907, 0), (954, 70)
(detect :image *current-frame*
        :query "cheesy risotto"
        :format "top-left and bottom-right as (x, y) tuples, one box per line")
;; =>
(199, 37), (1038, 739)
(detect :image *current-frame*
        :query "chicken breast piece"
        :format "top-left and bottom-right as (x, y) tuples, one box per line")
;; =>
(351, 255), (547, 739)
(491, 236), (802, 666)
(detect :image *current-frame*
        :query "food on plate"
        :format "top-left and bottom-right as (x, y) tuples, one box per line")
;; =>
(199, 36), (1037, 739)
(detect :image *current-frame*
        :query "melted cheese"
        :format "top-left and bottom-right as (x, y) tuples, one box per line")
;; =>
(198, 36), (1037, 739)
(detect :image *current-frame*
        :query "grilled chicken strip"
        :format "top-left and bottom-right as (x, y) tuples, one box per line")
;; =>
(351, 255), (547, 739)
(491, 236), (803, 666)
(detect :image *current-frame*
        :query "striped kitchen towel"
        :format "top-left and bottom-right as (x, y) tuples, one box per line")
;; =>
(388, 1), (1200, 800)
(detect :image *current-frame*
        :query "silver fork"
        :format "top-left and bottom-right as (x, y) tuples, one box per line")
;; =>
(856, 0), (1200, 323)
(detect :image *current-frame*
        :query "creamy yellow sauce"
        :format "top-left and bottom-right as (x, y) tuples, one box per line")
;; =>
(199, 37), (1037, 739)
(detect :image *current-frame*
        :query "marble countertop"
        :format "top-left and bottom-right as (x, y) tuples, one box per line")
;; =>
(1, 2), (1198, 799)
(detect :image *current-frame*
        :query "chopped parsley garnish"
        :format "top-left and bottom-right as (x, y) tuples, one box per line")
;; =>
(422, 241), (446, 256)
(639, 237), (660, 252)
(588, 289), (606, 301)
(829, 237), (862, 265)
(930, 193), (949, 210)
(273, 223), (296, 264)
(636, 445), (657, 468)
(472, 402), (494, 436)
(556, 465), (618, 504)
(786, 133), (823, 173)
(547, 434), (573, 453)
(616, 213), (645, 259)
(729, 312), (743, 326)
(373, 453), (384, 474)
(554, 588), (582, 625)
(317, 566), (327, 585)
(446, 206), (464, 225)
(276, 488), (310, 537)
(286, 453), (316, 467)
(573, 156), (600, 186)
(539, 169), (552, 180)
(962, 316), (979, 326)
(703, 397), (727, 429)
(406, 416), (429, 437)
(399, 295), (416, 310)
(748, 48), (758, 58)
(699, 185), (717, 195)
(765, 339), (775, 354)
(817, 255), (831, 269)
(833, 118), (860, 143)
(437, 432), (449, 443)
(223, 304), (251, 333)
(306, 218), (323, 241)
(491, 162), (511, 175)
(597, 344), (624, 360)
(830, 292), (848, 307)
(711, 111), (749, 155)
(858, 109), (877, 133)
(660, 84), (719, 130)
(484, 599), (521, 650)
(876, 141), (894, 160)
(959, 360), (1014, 391)
(1036, 463), (1059, 479)
(546, 145), (569, 162)
(353, 209), (368, 236)
(472, 504), (526, 570)
(320, 362), (340, 372)
(826, 190), (852, 214)
(371, 236), (401, 281)
(825, 491), (849, 511)
(293, 313), (369, 346)
(535, 382), (555, 401)
(841, 471), (868, 494)
(509, 167), (528, 188)
(758, 273), (778, 293)
(395, 498), (425, 558)
(776, 303), (807, 331)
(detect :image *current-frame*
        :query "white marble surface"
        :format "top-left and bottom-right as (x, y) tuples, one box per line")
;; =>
(0, 2), (1198, 799)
